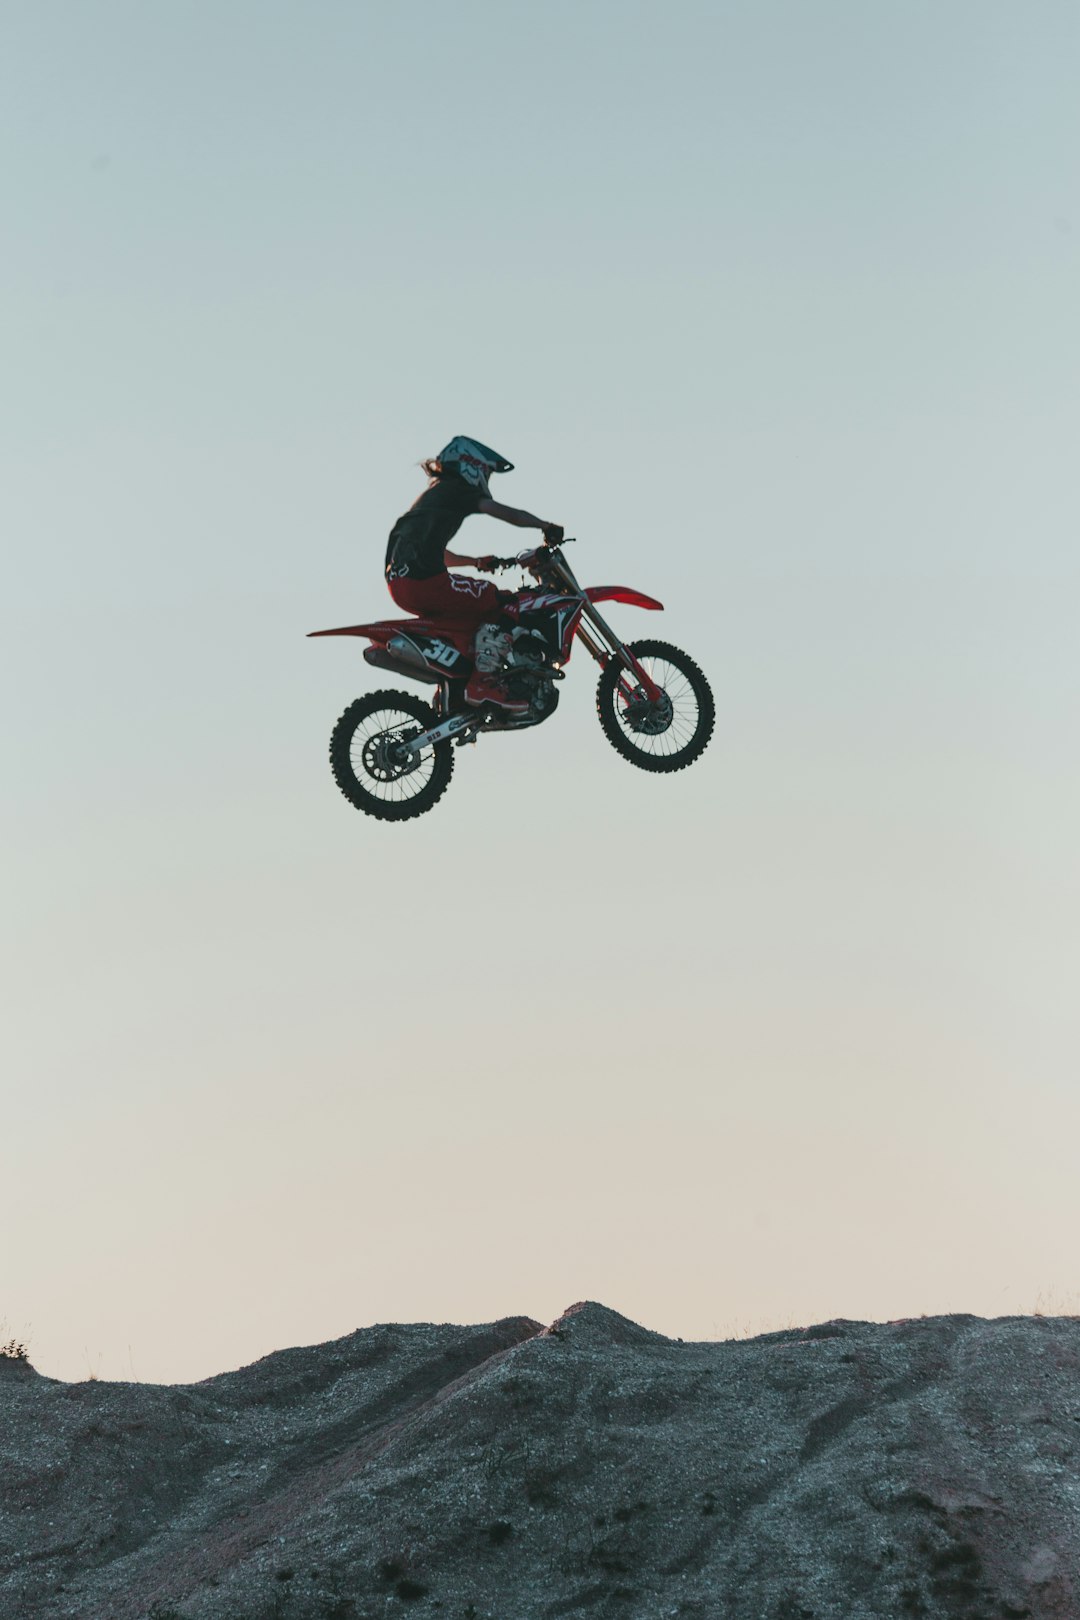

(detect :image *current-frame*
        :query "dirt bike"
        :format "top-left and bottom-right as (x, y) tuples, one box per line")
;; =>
(308, 536), (714, 821)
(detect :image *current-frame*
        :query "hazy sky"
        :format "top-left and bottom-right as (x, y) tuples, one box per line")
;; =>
(3, 0), (1079, 1383)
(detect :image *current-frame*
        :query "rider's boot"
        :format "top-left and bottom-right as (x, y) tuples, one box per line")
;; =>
(465, 622), (529, 713)
(464, 670), (529, 713)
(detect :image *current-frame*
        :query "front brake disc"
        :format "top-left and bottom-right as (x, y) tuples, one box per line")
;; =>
(624, 690), (673, 735)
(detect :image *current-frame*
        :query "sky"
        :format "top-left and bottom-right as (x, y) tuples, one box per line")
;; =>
(3, 0), (1079, 1384)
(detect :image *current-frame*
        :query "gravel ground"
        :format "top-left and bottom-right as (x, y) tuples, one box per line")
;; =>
(2, 1301), (1078, 1619)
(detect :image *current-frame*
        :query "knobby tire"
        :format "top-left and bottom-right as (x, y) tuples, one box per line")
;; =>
(596, 639), (714, 773)
(329, 689), (454, 821)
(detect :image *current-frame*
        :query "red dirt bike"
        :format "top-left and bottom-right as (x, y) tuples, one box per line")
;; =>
(309, 536), (714, 821)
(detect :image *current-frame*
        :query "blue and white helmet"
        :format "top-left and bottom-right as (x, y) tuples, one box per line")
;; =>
(436, 436), (514, 497)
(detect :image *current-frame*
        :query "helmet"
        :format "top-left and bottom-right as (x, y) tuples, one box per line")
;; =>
(436, 436), (514, 497)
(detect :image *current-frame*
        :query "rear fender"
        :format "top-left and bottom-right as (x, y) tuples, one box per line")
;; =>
(584, 587), (664, 611)
(308, 618), (476, 654)
(308, 620), (406, 641)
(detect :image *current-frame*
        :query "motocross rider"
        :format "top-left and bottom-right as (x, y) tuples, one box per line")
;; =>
(384, 436), (563, 713)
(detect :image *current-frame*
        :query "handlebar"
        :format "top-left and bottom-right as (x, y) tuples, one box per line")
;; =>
(484, 536), (576, 573)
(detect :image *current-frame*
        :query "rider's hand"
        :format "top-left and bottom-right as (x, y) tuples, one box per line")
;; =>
(542, 523), (564, 545)
(474, 555), (499, 572)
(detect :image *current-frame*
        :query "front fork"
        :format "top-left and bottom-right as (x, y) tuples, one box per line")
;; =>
(575, 605), (664, 703)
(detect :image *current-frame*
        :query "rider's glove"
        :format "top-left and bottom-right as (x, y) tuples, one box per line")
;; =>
(474, 555), (499, 572)
(542, 524), (564, 545)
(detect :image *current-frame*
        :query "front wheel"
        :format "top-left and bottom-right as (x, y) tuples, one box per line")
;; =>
(596, 640), (714, 772)
(329, 689), (454, 820)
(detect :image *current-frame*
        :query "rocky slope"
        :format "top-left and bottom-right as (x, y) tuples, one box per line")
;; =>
(2, 1303), (1078, 1619)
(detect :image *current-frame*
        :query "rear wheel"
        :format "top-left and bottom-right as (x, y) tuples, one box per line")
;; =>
(329, 689), (454, 820)
(596, 640), (714, 772)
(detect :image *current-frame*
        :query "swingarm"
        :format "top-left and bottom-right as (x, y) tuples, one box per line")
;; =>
(397, 710), (479, 757)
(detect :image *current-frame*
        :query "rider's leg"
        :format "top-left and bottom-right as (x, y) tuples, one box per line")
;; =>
(387, 571), (527, 712)
(387, 570), (508, 619)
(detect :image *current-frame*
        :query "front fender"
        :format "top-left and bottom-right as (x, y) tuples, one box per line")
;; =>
(585, 586), (664, 611)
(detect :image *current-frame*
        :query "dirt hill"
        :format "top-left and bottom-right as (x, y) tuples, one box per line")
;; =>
(2, 1303), (1078, 1619)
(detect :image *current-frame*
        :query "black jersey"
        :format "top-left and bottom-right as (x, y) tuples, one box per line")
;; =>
(385, 475), (485, 581)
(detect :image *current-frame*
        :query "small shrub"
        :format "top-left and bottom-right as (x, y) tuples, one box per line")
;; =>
(395, 1577), (428, 1601)
(0, 1339), (28, 1362)
(523, 1464), (562, 1506)
(928, 1539), (983, 1602)
(613, 1500), (650, 1523)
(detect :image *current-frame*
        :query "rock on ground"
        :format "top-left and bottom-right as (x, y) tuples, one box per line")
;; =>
(2, 1302), (1079, 1619)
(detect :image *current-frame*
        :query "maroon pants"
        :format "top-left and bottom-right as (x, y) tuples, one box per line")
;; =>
(387, 571), (518, 628)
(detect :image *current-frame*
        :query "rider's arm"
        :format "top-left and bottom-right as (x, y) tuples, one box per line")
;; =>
(478, 498), (555, 530)
(445, 503), (562, 568)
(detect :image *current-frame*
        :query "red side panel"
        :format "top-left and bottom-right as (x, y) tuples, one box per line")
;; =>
(585, 587), (664, 611)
